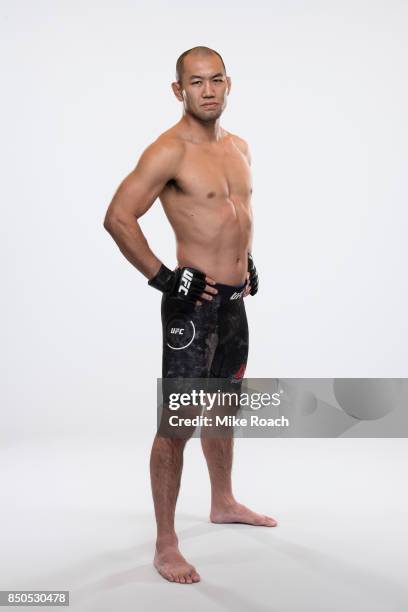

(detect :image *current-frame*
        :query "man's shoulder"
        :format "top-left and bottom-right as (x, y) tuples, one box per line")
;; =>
(150, 129), (186, 154)
(141, 130), (186, 168)
(225, 131), (251, 162)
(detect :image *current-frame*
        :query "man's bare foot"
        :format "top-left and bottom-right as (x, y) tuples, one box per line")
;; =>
(154, 540), (201, 584)
(210, 501), (278, 527)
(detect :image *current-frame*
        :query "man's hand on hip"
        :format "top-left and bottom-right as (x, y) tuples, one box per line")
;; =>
(148, 264), (218, 305)
(247, 252), (259, 296)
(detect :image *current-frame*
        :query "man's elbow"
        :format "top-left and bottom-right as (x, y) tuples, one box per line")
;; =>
(103, 211), (114, 233)
(103, 209), (122, 235)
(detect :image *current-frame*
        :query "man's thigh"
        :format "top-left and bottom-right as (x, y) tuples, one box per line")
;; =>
(161, 294), (218, 378)
(159, 294), (219, 438)
(209, 299), (249, 381)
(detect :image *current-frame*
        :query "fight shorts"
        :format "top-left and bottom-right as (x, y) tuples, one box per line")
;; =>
(161, 275), (249, 382)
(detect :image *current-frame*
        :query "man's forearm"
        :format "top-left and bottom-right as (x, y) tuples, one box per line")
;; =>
(104, 213), (161, 280)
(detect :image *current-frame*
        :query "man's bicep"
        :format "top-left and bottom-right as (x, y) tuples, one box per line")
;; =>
(106, 140), (183, 220)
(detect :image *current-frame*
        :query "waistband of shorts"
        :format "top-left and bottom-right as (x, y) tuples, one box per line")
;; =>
(213, 280), (247, 302)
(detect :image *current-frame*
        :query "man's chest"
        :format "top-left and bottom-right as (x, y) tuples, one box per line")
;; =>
(175, 143), (252, 199)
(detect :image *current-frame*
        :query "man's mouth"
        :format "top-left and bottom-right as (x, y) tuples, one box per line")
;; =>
(202, 103), (218, 108)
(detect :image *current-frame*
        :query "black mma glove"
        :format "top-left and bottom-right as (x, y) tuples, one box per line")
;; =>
(148, 264), (207, 303)
(247, 252), (259, 296)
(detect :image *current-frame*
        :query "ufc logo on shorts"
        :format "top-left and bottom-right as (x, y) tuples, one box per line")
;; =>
(170, 328), (184, 335)
(230, 290), (243, 300)
(178, 269), (194, 295)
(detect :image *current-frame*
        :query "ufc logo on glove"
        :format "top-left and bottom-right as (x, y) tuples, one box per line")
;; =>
(178, 269), (194, 295)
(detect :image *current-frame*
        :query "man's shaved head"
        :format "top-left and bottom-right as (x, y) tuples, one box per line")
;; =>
(171, 46), (231, 123)
(175, 46), (226, 84)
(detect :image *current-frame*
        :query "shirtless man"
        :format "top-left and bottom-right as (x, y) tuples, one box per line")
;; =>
(104, 46), (277, 585)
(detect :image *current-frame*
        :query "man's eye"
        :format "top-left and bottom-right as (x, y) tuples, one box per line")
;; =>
(192, 81), (201, 85)
(214, 79), (223, 82)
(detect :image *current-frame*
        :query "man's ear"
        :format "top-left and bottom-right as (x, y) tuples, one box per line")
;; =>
(226, 76), (232, 95)
(171, 81), (184, 102)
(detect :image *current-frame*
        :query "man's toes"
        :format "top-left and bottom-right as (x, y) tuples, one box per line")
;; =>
(185, 574), (193, 584)
(263, 518), (276, 526)
(191, 571), (201, 582)
(179, 575), (186, 584)
(163, 570), (174, 582)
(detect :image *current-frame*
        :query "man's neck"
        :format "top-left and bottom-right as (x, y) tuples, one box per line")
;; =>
(179, 113), (224, 144)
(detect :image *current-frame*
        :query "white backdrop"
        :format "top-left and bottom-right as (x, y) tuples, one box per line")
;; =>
(2, 4), (408, 610)
(2, 0), (407, 441)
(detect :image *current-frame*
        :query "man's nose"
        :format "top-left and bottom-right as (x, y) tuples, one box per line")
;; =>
(202, 81), (215, 97)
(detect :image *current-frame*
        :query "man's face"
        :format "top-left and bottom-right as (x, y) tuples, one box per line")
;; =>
(173, 54), (231, 121)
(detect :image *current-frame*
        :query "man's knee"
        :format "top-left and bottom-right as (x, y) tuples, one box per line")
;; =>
(157, 402), (199, 440)
(154, 433), (189, 450)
